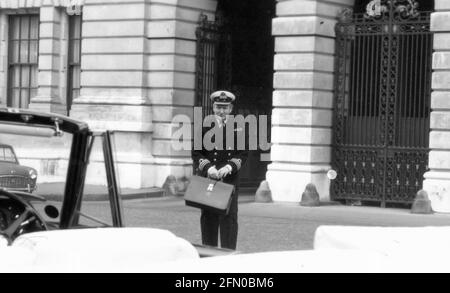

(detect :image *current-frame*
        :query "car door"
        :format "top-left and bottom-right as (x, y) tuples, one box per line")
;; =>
(70, 131), (124, 229)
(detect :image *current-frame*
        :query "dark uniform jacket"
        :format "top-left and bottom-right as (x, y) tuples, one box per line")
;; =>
(192, 119), (248, 187)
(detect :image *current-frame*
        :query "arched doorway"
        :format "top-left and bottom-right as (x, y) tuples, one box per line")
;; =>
(331, 0), (434, 206)
(195, 0), (276, 190)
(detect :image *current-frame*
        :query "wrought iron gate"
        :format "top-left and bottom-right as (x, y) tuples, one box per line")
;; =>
(331, 0), (433, 205)
(195, 14), (232, 118)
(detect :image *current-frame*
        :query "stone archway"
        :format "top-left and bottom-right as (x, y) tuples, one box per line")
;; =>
(195, 0), (276, 190)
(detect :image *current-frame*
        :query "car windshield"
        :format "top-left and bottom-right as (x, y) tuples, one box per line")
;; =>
(0, 121), (122, 230)
(0, 123), (72, 222)
(0, 146), (17, 163)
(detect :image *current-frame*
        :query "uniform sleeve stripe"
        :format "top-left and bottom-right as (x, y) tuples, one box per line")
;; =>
(199, 159), (211, 171)
(230, 158), (242, 170)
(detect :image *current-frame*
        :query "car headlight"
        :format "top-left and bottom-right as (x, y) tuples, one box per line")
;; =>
(29, 169), (37, 180)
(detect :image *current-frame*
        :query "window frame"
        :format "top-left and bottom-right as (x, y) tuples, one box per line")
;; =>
(6, 13), (40, 109)
(66, 13), (82, 114)
(0, 146), (18, 164)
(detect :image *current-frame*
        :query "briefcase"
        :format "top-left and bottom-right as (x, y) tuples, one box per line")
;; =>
(184, 175), (235, 215)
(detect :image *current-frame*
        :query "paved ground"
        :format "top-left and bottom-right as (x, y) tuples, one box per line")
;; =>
(32, 182), (450, 253)
(62, 194), (450, 254)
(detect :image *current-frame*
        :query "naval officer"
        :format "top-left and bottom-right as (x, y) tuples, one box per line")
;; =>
(192, 90), (248, 250)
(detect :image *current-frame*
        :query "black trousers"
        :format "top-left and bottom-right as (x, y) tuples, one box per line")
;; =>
(200, 192), (238, 250)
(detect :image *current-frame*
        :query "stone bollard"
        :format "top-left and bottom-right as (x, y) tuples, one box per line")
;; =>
(255, 180), (272, 203)
(300, 183), (320, 207)
(411, 190), (433, 214)
(162, 175), (177, 197)
(175, 177), (190, 196)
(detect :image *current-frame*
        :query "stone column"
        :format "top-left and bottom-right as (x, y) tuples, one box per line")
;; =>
(267, 0), (354, 202)
(423, 0), (450, 213)
(0, 12), (8, 104)
(69, 0), (153, 188)
(29, 6), (67, 114)
(145, 0), (217, 186)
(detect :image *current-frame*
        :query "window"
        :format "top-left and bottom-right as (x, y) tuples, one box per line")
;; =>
(7, 15), (39, 108)
(67, 14), (82, 113)
(0, 147), (17, 163)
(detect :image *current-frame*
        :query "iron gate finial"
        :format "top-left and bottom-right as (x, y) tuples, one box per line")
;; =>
(338, 8), (354, 22)
(364, 0), (420, 19)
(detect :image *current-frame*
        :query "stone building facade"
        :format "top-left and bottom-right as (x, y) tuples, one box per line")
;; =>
(425, 0), (450, 212)
(0, 0), (449, 211)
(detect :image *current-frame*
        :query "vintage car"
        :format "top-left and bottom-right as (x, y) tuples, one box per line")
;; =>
(0, 108), (235, 273)
(0, 144), (37, 193)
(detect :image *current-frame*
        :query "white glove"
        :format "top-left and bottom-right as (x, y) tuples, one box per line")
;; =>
(207, 166), (219, 180)
(218, 165), (232, 179)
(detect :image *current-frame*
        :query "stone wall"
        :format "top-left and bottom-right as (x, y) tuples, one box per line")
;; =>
(267, 0), (355, 202)
(68, 0), (153, 188)
(0, 0), (218, 189)
(0, 12), (7, 104)
(69, 0), (218, 188)
(145, 0), (217, 187)
(424, 0), (450, 213)
(30, 6), (67, 114)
